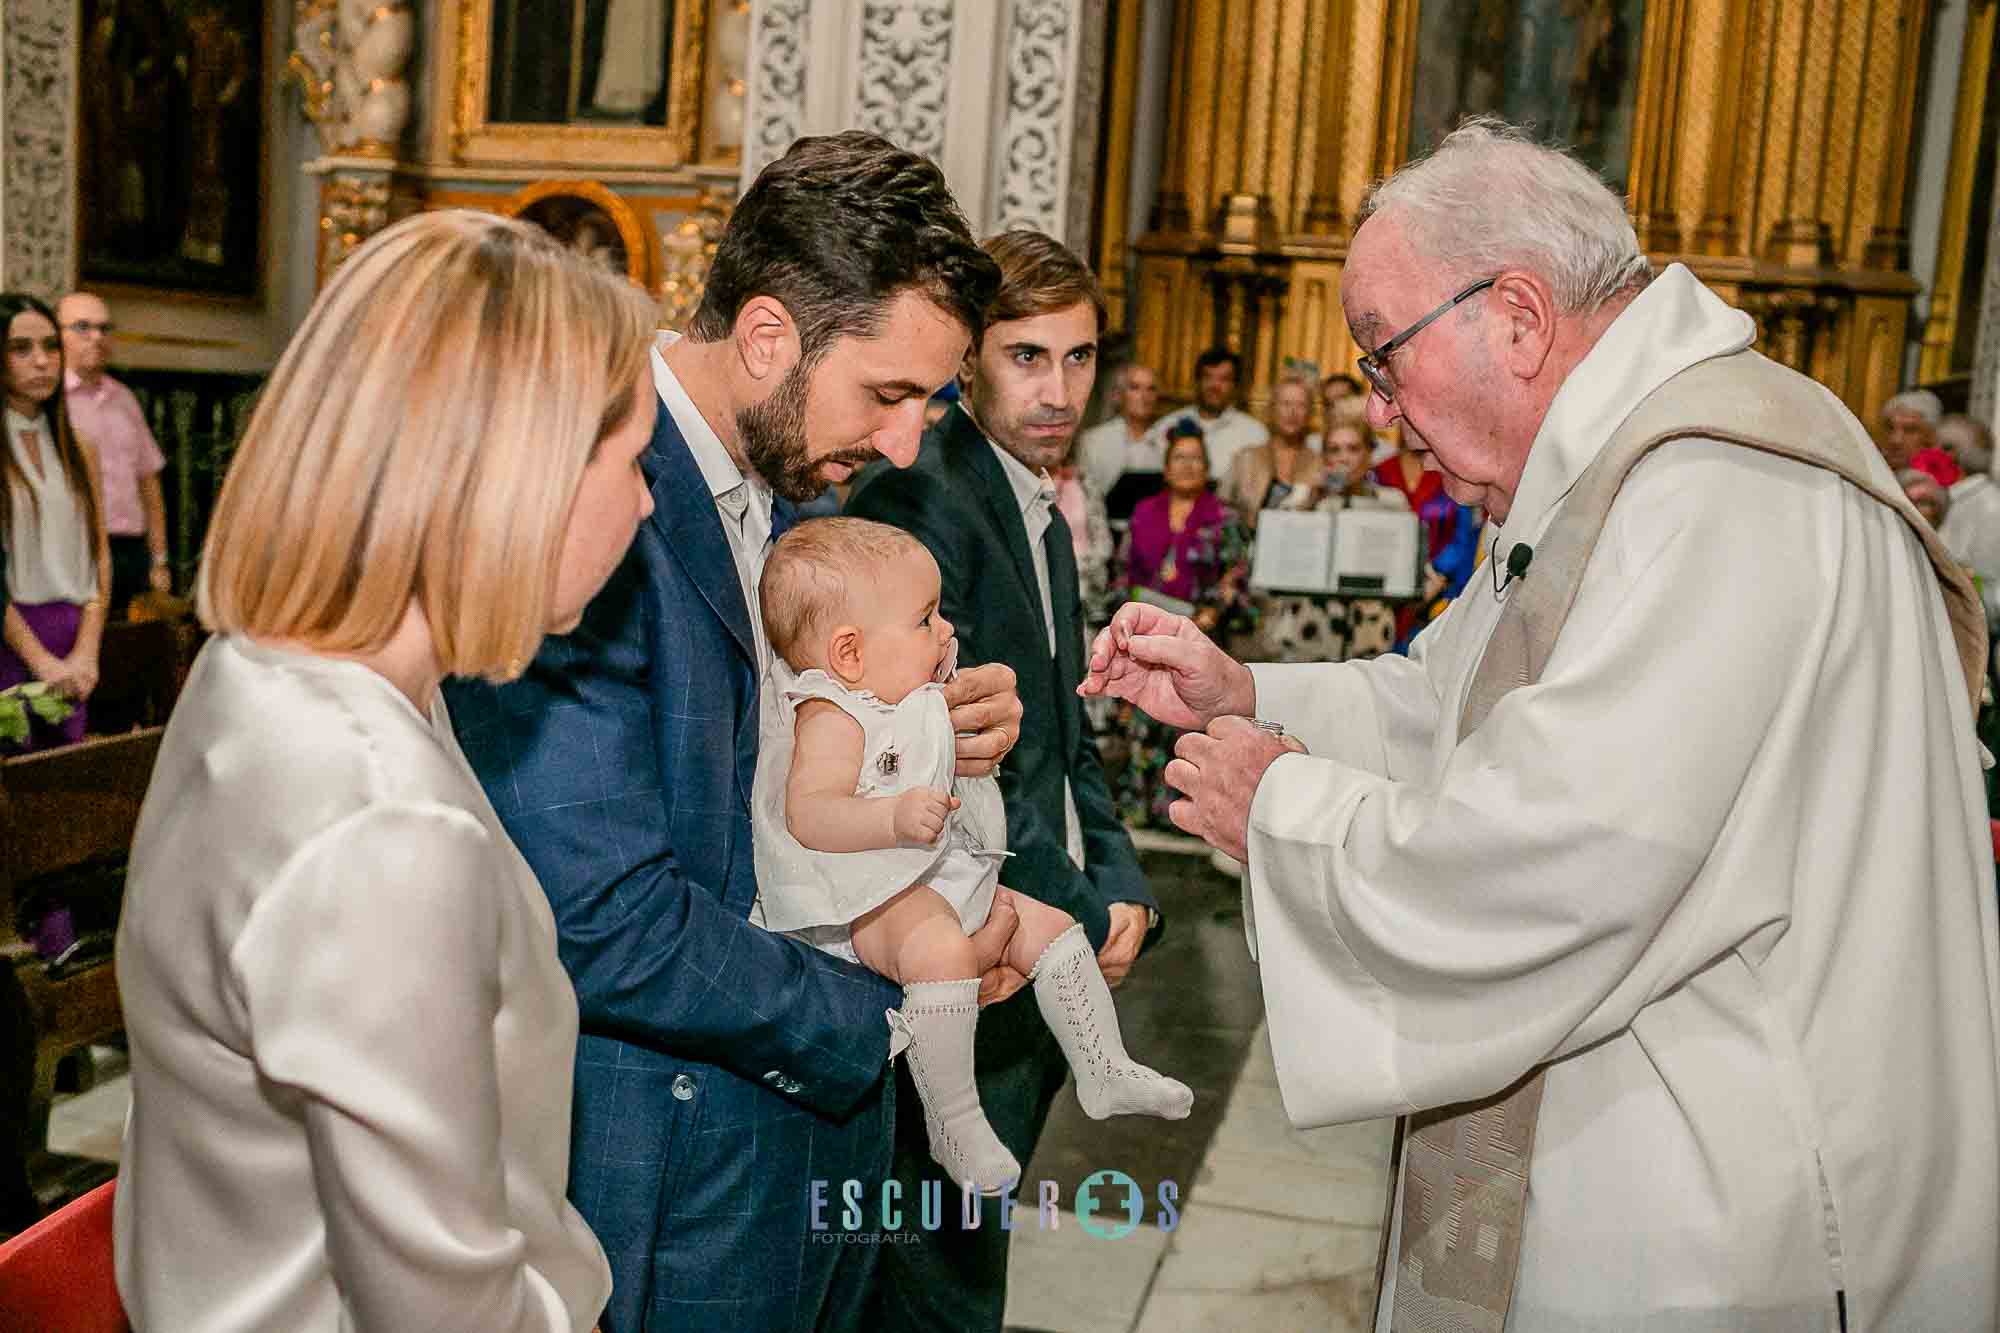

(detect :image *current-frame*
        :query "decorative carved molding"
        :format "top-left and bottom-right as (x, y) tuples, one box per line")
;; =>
(316, 170), (392, 287)
(656, 191), (735, 330)
(290, 0), (414, 156)
(1, 0), (76, 298)
(287, 0), (346, 153)
(342, 0), (416, 154)
(854, 0), (954, 160)
(742, 0), (811, 185)
(993, 0), (1079, 237)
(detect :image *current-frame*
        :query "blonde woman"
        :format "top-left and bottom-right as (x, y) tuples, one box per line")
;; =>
(113, 211), (655, 1332)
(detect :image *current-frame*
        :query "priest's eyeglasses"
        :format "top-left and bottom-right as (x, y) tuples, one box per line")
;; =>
(1356, 277), (1497, 403)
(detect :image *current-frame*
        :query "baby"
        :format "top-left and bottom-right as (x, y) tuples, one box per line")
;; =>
(752, 517), (1191, 1194)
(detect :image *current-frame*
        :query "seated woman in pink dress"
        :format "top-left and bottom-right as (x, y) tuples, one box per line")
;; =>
(1108, 420), (1250, 827)
(0, 292), (110, 752)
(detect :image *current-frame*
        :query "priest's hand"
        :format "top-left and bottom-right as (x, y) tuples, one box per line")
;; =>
(946, 662), (1022, 778)
(1077, 601), (1255, 730)
(1164, 717), (1307, 862)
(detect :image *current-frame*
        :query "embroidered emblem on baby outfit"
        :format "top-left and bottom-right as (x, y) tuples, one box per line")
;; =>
(878, 747), (900, 777)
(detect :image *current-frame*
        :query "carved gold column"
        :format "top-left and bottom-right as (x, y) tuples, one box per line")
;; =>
(1131, 0), (1416, 408)
(1096, 0), (1146, 329)
(292, 0), (416, 287)
(1916, 0), (1998, 380)
(1632, 0), (1928, 427)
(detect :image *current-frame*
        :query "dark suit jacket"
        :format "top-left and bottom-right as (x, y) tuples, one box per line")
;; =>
(845, 403), (1156, 945)
(445, 393), (901, 1332)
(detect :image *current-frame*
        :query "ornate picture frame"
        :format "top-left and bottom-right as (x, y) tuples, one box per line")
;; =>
(452, 0), (707, 168)
(78, 0), (269, 299)
(501, 179), (655, 288)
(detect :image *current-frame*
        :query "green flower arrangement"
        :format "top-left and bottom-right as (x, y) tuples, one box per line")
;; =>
(0, 682), (76, 747)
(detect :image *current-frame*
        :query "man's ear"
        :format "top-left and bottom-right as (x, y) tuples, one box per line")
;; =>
(1492, 272), (1557, 380)
(956, 335), (982, 396)
(736, 296), (800, 386)
(827, 624), (866, 685)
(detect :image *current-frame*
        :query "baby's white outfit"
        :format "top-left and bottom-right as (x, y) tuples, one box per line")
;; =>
(750, 649), (1193, 1196)
(751, 660), (1009, 962)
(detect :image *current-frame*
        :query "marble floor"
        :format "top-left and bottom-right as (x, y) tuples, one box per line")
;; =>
(44, 838), (1396, 1333)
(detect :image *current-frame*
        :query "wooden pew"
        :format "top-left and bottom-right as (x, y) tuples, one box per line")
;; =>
(0, 730), (162, 1233)
(88, 619), (194, 737)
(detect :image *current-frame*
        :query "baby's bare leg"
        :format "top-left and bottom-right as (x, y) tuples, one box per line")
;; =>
(854, 884), (1019, 1194)
(996, 886), (1194, 1124)
(853, 884), (981, 986)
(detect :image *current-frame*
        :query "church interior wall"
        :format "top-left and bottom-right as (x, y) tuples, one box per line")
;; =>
(2, 0), (1996, 436)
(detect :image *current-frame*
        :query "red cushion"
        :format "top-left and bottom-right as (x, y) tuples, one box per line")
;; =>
(0, 1180), (126, 1333)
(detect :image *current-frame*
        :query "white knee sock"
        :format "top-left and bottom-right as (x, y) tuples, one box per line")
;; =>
(1031, 924), (1194, 1121)
(896, 979), (1020, 1195)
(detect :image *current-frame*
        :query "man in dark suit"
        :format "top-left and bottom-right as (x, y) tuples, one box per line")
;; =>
(846, 229), (1162, 1331)
(445, 133), (1024, 1333)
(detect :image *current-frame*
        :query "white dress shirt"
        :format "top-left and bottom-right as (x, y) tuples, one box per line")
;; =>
(986, 436), (1087, 871)
(1941, 472), (2000, 623)
(652, 333), (774, 672)
(1079, 415), (1164, 495)
(4, 408), (97, 605)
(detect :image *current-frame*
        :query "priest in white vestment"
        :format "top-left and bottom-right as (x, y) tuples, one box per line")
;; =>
(1081, 119), (2000, 1332)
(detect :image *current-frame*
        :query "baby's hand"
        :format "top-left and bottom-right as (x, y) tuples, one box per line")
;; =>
(893, 787), (960, 847)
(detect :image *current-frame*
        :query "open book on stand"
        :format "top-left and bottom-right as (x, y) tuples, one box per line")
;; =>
(1249, 508), (1423, 599)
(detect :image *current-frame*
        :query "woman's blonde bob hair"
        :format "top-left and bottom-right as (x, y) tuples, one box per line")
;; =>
(200, 209), (655, 680)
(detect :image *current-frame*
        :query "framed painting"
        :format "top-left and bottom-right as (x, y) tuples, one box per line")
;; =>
(501, 180), (655, 287)
(77, 0), (266, 298)
(1408, 0), (1647, 189)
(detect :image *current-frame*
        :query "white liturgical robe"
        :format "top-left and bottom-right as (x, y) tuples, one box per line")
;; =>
(1244, 265), (2000, 1331)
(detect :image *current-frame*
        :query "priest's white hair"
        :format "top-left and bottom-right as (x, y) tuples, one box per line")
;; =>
(1361, 116), (1651, 315)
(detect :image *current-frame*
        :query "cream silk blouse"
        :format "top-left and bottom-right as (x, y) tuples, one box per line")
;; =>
(113, 635), (610, 1331)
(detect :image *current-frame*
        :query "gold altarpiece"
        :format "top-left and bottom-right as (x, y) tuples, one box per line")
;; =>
(1114, 0), (1938, 430)
(295, 0), (750, 325)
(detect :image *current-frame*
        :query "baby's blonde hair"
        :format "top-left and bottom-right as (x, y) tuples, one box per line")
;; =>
(762, 516), (927, 668)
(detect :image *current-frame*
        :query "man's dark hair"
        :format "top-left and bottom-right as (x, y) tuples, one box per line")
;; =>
(690, 132), (1000, 361)
(1321, 371), (1364, 396)
(1194, 345), (1242, 378)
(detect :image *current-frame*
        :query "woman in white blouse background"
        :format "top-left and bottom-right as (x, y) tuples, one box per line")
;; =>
(114, 210), (657, 1332)
(0, 291), (111, 750)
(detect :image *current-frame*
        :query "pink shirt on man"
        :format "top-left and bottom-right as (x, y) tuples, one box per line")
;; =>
(64, 369), (165, 537)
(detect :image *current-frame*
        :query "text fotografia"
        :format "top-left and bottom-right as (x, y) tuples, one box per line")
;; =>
(809, 1169), (1179, 1242)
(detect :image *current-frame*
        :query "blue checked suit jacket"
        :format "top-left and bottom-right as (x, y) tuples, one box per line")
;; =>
(445, 393), (901, 1332)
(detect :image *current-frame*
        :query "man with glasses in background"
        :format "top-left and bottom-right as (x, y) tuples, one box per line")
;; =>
(60, 292), (168, 616)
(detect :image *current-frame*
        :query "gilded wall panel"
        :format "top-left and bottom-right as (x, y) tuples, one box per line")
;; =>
(1122, 0), (1932, 426)
(1181, 0), (1223, 232)
(1211, 0), (1253, 205)
(1749, 0), (1806, 261)
(1819, 0), (1869, 265)
(1847, 0), (1902, 266)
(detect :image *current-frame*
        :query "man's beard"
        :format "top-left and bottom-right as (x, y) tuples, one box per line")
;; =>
(735, 356), (873, 504)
